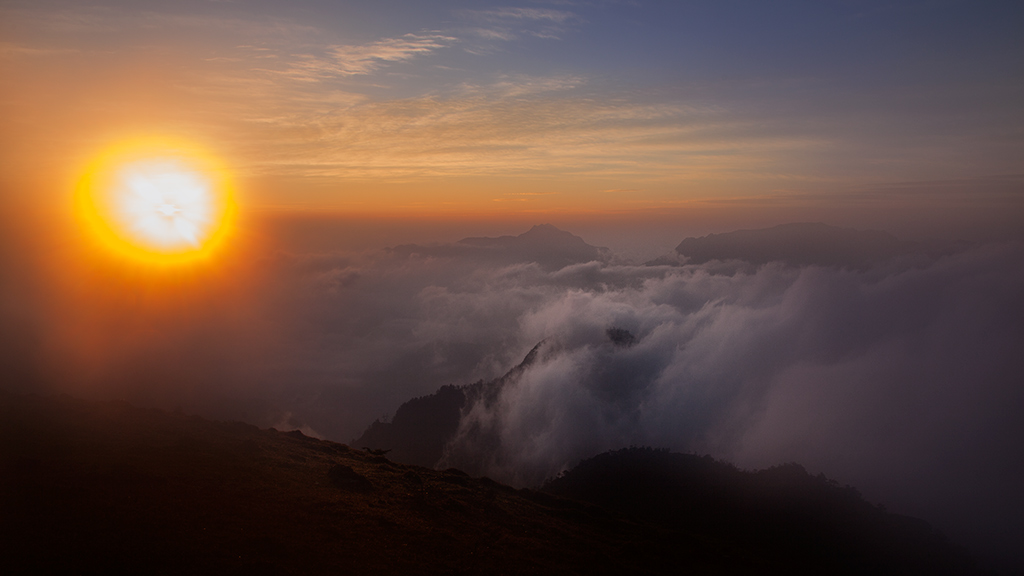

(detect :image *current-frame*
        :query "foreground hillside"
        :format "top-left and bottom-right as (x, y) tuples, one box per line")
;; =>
(545, 448), (981, 575)
(0, 392), (985, 575)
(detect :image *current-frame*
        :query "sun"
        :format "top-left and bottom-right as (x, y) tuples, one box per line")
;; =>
(76, 137), (237, 265)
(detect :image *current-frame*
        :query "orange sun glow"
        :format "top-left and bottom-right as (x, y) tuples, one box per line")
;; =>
(75, 138), (237, 265)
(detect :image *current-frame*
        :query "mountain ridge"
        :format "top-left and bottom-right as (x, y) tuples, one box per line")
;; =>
(354, 341), (545, 468)
(0, 391), (988, 574)
(544, 447), (980, 575)
(386, 224), (611, 271)
(647, 222), (915, 268)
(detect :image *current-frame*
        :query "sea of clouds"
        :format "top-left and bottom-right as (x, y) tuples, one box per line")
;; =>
(2, 222), (1022, 567)
(271, 230), (1024, 566)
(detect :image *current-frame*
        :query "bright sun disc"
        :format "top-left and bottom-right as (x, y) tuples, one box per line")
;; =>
(76, 138), (237, 264)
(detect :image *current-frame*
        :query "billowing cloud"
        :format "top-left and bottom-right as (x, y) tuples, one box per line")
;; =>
(245, 225), (1024, 566)
(429, 243), (1020, 479)
(418, 240), (1021, 568)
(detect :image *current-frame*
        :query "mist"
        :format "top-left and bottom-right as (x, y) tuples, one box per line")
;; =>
(437, 239), (1024, 567)
(2, 213), (1023, 569)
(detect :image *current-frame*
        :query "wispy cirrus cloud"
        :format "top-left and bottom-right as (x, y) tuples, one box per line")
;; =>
(281, 33), (457, 81)
(469, 28), (517, 42)
(464, 8), (576, 24)
(168, 59), (819, 192)
(0, 41), (77, 58)
(456, 6), (578, 43)
(210, 75), (751, 182)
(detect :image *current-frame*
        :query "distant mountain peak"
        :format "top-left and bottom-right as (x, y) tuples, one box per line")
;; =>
(520, 223), (571, 238)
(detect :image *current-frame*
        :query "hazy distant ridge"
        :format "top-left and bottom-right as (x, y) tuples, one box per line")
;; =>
(660, 222), (914, 267)
(388, 224), (610, 270)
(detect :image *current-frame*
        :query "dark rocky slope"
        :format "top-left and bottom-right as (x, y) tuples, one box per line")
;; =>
(1, 391), (991, 575)
(544, 447), (981, 575)
(353, 341), (544, 469)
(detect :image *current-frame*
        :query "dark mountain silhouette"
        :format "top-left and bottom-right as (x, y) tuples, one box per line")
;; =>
(648, 222), (914, 268)
(354, 384), (466, 468)
(544, 447), (982, 575)
(387, 224), (611, 270)
(1, 393), (988, 574)
(353, 342), (545, 468)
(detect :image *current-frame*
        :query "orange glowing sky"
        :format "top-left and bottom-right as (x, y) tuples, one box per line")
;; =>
(0, 1), (1021, 237)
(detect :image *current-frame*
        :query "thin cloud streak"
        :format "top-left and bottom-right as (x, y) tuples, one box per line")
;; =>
(282, 33), (457, 81)
(189, 72), (804, 183)
(459, 7), (576, 24)
(455, 7), (577, 43)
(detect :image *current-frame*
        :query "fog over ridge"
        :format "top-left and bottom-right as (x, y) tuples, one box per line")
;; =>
(350, 225), (1022, 568)
(436, 240), (1024, 487)
(1, 221), (1022, 568)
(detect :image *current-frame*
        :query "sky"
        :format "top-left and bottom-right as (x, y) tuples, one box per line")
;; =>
(1, 0), (1023, 571)
(1, 0), (1022, 233)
